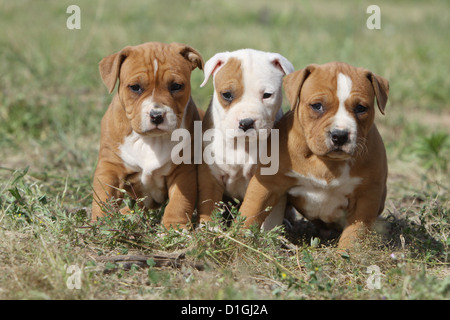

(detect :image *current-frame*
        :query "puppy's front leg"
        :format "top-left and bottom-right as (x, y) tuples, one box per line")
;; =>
(197, 162), (225, 223)
(91, 162), (123, 221)
(239, 175), (285, 228)
(163, 164), (197, 229)
(338, 189), (385, 250)
(261, 195), (287, 230)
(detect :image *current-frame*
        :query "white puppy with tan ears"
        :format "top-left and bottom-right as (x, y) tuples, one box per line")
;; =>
(197, 49), (294, 224)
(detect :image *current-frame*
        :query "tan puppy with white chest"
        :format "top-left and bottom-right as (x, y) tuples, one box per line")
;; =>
(91, 42), (203, 229)
(239, 62), (389, 249)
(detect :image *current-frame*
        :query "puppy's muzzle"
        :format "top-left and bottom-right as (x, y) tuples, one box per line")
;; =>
(238, 118), (255, 132)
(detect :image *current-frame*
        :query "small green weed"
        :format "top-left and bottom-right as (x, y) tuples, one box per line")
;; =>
(413, 131), (449, 172)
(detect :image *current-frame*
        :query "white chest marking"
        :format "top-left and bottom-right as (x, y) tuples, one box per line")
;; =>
(119, 131), (172, 175)
(119, 131), (173, 205)
(206, 136), (256, 199)
(333, 73), (356, 132)
(287, 165), (362, 224)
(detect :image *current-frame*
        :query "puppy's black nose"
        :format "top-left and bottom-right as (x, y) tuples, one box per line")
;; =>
(150, 110), (164, 125)
(330, 129), (349, 146)
(238, 118), (255, 132)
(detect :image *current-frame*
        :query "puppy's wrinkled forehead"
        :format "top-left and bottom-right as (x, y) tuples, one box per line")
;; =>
(301, 63), (375, 102)
(119, 45), (191, 82)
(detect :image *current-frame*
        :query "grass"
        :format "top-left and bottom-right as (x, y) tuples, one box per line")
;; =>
(0, 0), (449, 300)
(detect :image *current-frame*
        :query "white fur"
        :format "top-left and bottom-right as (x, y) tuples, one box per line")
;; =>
(153, 59), (158, 77)
(119, 131), (173, 206)
(286, 165), (362, 225)
(216, 163), (255, 200)
(336, 73), (352, 105)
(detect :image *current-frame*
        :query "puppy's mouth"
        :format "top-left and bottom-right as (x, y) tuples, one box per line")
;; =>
(325, 149), (353, 160)
(140, 127), (170, 137)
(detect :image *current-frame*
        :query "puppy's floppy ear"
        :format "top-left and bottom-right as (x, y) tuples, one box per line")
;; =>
(367, 72), (389, 115)
(200, 52), (231, 87)
(283, 64), (317, 110)
(174, 43), (204, 71)
(269, 53), (295, 75)
(99, 46), (131, 93)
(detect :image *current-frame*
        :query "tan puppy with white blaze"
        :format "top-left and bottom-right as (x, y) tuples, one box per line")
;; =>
(91, 42), (203, 229)
(239, 62), (389, 249)
(197, 49), (294, 224)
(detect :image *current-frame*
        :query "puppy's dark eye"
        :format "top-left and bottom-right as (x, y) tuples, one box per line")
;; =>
(221, 91), (233, 102)
(263, 92), (273, 99)
(354, 104), (368, 114)
(170, 82), (183, 93)
(310, 103), (324, 112)
(129, 84), (143, 94)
